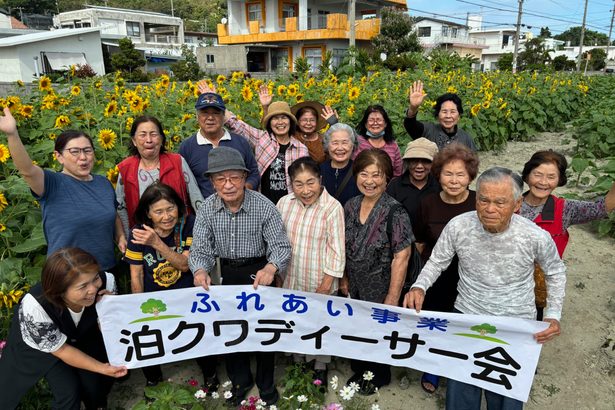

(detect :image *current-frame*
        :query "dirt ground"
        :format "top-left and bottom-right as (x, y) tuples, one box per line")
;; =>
(108, 130), (615, 409)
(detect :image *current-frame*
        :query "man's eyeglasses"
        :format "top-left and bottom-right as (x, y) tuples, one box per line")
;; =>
(64, 147), (94, 157)
(212, 175), (244, 186)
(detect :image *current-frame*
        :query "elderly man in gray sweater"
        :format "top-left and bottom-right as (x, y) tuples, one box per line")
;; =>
(405, 166), (566, 410)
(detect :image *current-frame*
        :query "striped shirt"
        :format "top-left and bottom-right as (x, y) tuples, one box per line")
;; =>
(277, 188), (345, 293)
(413, 212), (566, 320)
(188, 189), (291, 276)
(225, 115), (309, 193)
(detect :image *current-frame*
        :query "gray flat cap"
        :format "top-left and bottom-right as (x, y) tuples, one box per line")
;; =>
(205, 146), (249, 175)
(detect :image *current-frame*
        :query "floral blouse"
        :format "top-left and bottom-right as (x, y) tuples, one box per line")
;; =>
(344, 193), (413, 303)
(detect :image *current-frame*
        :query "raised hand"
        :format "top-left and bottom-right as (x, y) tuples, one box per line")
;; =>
(408, 80), (427, 113)
(321, 105), (338, 122)
(258, 85), (273, 108)
(0, 107), (18, 136)
(197, 80), (217, 95)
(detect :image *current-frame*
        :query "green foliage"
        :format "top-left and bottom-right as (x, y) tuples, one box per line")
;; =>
(170, 45), (203, 81)
(382, 51), (423, 72)
(554, 26), (611, 47)
(0, 0), (56, 14)
(583, 48), (607, 71)
(428, 49), (478, 73)
(334, 47), (375, 78)
(371, 7), (422, 59)
(552, 55), (575, 71)
(140, 299), (167, 315)
(518, 38), (551, 71)
(496, 53), (513, 71)
(111, 38), (146, 75)
(278, 363), (325, 409)
(539, 27), (552, 38)
(293, 57), (311, 76)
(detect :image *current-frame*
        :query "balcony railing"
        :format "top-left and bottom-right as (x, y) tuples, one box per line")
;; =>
(145, 34), (180, 44)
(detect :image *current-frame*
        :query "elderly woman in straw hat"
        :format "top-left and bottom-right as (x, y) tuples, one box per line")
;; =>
(257, 85), (338, 164)
(197, 81), (309, 205)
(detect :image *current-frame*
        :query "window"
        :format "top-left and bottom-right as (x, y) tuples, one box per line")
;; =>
(331, 48), (346, 68)
(418, 26), (431, 37)
(442, 26), (449, 37)
(502, 34), (510, 47)
(361, 9), (377, 19)
(272, 47), (291, 72)
(206, 55), (215, 64)
(317, 10), (329, 29)
(247, 2), (264, 24)
(451, 27), (458, 38)
(279, 2), (298, 30)
(126, 21), (140, 37)
(303, 46), (323, 73)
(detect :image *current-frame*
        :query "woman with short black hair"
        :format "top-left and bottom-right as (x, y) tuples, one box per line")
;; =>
(404, 80), (477, 150)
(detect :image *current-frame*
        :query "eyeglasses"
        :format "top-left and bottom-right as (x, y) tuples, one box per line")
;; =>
(135, 132), (161, 139)
(367, 119), (385, 125)
(212, 175), (244, 186)
(299, 118), (317, 124)
(64, 147), (94, 157)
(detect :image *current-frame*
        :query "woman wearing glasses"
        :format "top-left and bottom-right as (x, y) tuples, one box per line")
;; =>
(116, 115), (203, 236)
(0, 107), (124, 272)
(404, 80), (477, 151)
(353, 105), (403, 177)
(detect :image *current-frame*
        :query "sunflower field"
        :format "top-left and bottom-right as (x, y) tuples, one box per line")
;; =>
(0, 68), (608, 344)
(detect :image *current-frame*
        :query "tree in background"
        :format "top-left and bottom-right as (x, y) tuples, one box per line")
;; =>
(428, 48), (479, 72)
(371, 7), (423, 71)
(0, 0), (56, 14)
(539, 27), (552, 38)
(496, 53), (513, 71)
(554, 26), (610, 46)
(170, 45), (203, 81)
(518, 37), (551, 70)
(582, 48), (607, 71)
(552, 55), (576, 71)
(111, 38), (146, 80)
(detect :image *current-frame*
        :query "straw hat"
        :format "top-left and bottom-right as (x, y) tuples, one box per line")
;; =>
(261, 101), (297, 128)
(292, 101), (326, 132)
(402, 138), (438, 161)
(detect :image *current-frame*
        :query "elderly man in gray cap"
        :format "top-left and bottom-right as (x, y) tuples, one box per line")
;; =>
(189, 146), (291, 406)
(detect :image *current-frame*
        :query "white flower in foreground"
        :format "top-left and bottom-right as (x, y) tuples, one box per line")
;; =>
(348, 382), (360, 392)
(371, 404), (381, 410)
(222, 380), (232, 388)
(297, 395), (308, 402)
(211, 391), (220, 399)
(269, 406), (278, 410)
(339, 385), (355, 401)
(194, 389), (206, 399)
(330, 375), (339, 390)
(224, 390), (233, 399)
(363, 371), (374, 381)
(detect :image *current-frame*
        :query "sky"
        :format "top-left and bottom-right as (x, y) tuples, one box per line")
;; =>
(405, 0), (615, 37)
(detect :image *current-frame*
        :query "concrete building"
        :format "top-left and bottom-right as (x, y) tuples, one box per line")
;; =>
(413, 17), (486, 66)
(213, 0), (407, 74)
(0, 27), (105, 82)
(54, 5), (184, 72)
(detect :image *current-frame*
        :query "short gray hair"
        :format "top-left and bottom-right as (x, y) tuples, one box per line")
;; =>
(323, 123), (357, 151)
(476, 167), (523, 200)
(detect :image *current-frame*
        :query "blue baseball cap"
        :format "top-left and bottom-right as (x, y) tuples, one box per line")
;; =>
(195, 92), (226, 111)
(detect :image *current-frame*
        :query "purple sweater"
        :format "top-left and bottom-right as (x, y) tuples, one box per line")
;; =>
(353, 135), (403, 177)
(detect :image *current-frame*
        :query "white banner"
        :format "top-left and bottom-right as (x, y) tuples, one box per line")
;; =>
(97, 286), (548, 402)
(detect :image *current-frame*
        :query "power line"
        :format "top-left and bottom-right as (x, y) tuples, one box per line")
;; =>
(409, 7), (517, 27)
(455, 0), (606, 31)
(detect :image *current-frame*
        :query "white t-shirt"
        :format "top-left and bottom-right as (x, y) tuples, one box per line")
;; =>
(18, 272), (116, 353)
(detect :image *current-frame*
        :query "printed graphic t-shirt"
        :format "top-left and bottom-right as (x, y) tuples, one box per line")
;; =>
(260, 143), (289, 204)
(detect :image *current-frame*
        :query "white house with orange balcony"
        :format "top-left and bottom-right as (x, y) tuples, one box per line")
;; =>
(210, 0), (407, 74)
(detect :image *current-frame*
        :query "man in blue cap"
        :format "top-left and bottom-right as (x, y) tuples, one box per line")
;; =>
(179, 92), (260, 198)
(190, 146), (291, 406)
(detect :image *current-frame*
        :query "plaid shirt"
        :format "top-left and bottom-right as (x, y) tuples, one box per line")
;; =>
(277, 188), (345, 293)
(189, 189), (291, 276)
(225, 116), (309, 193)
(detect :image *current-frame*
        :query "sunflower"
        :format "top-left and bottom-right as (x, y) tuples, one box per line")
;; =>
(7, 96), (20, 107)
(0, 192), (8, 211)
(0, 223), (5, 232)
(160, 74), (170, 88)
(129, 95), (145, 113)
(69, 65), (76, 77)
(94, 80), (103, 89)
(106, 166), (119, 187)
(16, 80), (24, 87)
(241, 86), (253, 102)
(305, 78), (315, 88)
(346, 104), (355, 117)
(470, 104), (481, 117)
(481, 100), (491, 109)
(98, 129), (117, 150)
(48, 133), (56, 140)
(295, 94), (304, 103)
(287, 84), (298, 97)
(125, 117), (134, 131)
(180, 114), (192, 124)
(348, 86), (360, 101)
(70, 85), (81, 96)
(172, 135), (180, 143)
(447, 86), (457, 94)
(104, 100), (118, 117)
(277, 85), (287, 96)
(499, 102), (507, 110)
(19, 105), (33, 118)
(38, 76), (52, 92)
(216, 74), (226, 85)
(54, 115), (71, 128)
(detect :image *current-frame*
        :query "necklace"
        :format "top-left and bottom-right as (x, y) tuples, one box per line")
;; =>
(335, 168), (339, 178)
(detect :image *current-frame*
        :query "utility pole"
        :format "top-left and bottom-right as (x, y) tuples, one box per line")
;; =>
(512, 0), (523, 74)
(348, 0), (356, 68)
(577, 0), (589, 71)
(606, 2), (615, 66)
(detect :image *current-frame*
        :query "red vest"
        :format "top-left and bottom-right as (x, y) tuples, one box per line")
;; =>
(532, 195), (569, 257)
(118, 153), (191, 229)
